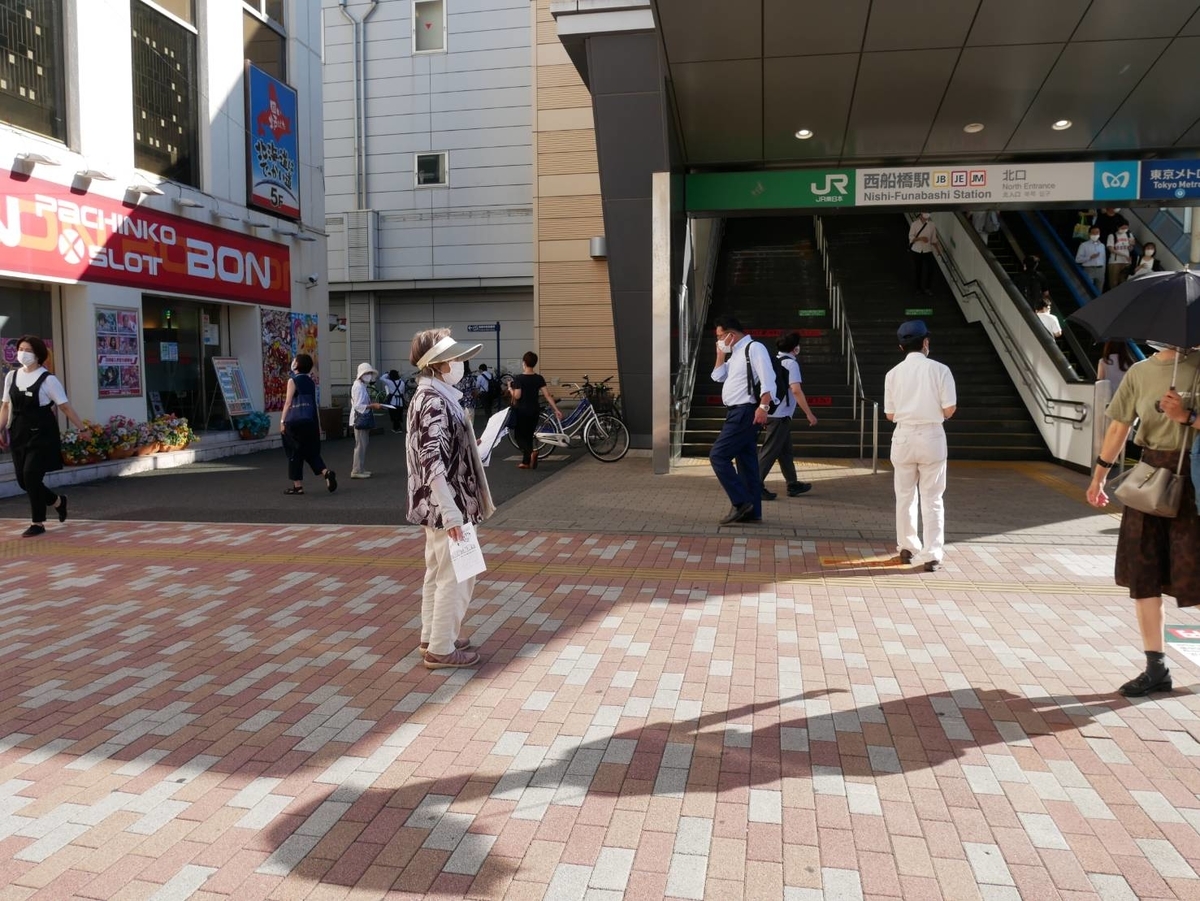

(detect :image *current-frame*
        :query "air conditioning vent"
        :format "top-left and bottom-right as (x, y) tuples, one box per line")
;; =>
(346, 209), (377, 281)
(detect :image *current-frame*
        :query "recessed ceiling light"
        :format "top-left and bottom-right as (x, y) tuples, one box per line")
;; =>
(1052, 119), (1073, 131)
(963, 122), (985, 134)
(794, 128), (813, 140)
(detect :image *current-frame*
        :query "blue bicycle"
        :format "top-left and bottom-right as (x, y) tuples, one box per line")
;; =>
(508, 376), (629, 462)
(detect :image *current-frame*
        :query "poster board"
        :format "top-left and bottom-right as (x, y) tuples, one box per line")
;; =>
(95, 307), (142, 398)
(246, 64), (301, 219)
(211, 357), (254, 417)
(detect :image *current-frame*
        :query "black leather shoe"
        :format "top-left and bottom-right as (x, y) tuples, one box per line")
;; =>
(1119, 670), (1172, 697)
(786, 482), (811, 497)
(923, 560), (940, 572)
(22, 524), (45, 537)
(761, 487), (777, 501)
(738, 509), (762, 523)
(899, 549), (914, 564)
(56, 494), (68, 523)
(720, 503), (754, 525)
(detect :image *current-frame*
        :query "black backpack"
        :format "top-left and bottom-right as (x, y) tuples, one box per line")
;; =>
(746, 344), (791, 414)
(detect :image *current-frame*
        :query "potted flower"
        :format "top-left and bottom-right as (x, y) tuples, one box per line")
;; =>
(61, 421), (111, 466)
(234, 411), (270, 439)
(135, 420), (159, 455)
(152, 414), (197, 451)
(104, 415), (141, 460)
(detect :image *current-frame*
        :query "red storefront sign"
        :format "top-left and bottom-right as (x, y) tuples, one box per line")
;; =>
(0, 169), (291, 307)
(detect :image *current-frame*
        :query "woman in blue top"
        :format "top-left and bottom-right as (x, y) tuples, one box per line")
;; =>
(279, 353), (336, 495)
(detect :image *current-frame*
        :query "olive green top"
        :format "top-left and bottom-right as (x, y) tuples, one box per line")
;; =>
(1107, 353), (1200, 450)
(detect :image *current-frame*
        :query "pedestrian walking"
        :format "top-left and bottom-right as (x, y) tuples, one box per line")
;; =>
(710, 315), (775, 525)
(1075, 227), (1106, 293)
(759, 331), (818, 500)
(406, 328), (495, 669)
(883, 321), (957, 571)
(476, 363), (496, 415)
(379, 369), (406, 433)
(908, 213), (939, 295)
(280, 353), (336, 495)
(1088, 346), (1200, 696)
(0, 336), (85, 536)
(350, 361), (385, 479)
(509, 352), (562, 470)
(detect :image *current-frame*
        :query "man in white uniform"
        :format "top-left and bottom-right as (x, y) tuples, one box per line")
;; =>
(883, 320), (957, 571)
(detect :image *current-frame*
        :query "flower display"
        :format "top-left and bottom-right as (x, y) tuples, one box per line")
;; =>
(104, 415), (141, 451)
(152, 415), (197, 449)
(61, 421), (112, 465)
(234, 411), (270, 439)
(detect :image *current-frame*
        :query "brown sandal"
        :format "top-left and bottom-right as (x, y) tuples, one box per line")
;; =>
(417, 638), (472, 655)
(423, 648), (481, 669)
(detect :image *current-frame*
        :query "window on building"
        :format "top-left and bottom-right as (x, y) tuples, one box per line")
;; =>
(413, 0), (445, 53)
(415, 152), (447, 187)
(131, 0), (199, 186)
(0, 0), (66, 141)
(243, 6), (285, 80)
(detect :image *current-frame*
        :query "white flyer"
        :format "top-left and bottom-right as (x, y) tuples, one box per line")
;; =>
(477, 408), (512, 467)
(449, 523), (487, 583)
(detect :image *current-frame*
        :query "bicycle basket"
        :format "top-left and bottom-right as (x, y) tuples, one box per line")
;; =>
(583, 383), (615, 414)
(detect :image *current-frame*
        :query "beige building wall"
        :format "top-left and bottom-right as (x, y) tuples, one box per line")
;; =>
(533, 0), (619, 391)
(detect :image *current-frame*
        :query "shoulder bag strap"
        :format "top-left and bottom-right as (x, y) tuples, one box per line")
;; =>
(909, 220), (929, 248)
(1174, 365), (1200, 475)
(744, 343), (758, 402)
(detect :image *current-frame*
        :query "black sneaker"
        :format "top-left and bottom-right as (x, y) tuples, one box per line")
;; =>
(22, 524), (45, 538)
(1119, 670), (1172, 697)
(761, 487), (777, 501)
(56, 494), (68, 523)
(325, 470), (338, 493)
(786, 482), (811, 497)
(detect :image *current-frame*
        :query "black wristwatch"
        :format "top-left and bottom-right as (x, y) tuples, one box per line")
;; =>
(1188, 409), (1198, 427)
(1095, 456), (1115, 469)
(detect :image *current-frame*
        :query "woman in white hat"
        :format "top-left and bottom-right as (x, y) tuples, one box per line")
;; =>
(407, 328), (495, 668)
(350, 361), (386, 478)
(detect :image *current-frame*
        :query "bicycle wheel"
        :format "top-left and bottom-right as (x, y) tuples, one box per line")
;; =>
(584, 414), (629, 462)
(507, 410), (557, 457)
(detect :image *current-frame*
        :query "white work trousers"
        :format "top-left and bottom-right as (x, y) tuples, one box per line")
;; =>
(420, 526), (476, 655)
(890, 422), (947, 564)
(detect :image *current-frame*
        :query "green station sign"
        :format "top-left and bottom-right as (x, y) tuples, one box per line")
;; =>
(685, 169), (855, 212)
(904, 308), (933, 316)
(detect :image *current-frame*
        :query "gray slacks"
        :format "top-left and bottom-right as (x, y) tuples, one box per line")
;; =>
(758, 416), (798, 485)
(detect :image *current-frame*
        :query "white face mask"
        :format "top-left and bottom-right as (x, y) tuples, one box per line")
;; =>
(16, 350), (36, 367)
(445, 361), (465, 384)
(1145, 248), (1155, 257)
(1089, 234), (1100, 242)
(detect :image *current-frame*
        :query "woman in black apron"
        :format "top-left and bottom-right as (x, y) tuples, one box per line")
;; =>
(0, 336), (85, 536)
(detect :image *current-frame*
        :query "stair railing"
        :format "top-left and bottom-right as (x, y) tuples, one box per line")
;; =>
(814, 216), (880, 473)
(670, 219), (724, 462)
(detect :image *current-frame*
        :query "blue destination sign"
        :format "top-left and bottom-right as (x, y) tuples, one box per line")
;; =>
(1140, 160), (1200, 200)
(466, 324), (498, 333)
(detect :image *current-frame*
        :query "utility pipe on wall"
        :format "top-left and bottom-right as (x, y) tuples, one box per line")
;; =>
(337, 0), (378, 209)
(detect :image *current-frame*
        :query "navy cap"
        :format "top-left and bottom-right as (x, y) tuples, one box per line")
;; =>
(897, 320), (929, 342)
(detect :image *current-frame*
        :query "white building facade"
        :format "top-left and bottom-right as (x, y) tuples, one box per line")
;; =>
(322, 0), (533, 393)
(0, 0), (327, 440)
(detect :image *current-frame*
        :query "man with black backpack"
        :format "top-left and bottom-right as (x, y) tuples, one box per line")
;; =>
(759, 332), (818, 500)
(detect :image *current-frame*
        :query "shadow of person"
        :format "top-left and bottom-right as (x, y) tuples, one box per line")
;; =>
(260, 684), (1113, 893)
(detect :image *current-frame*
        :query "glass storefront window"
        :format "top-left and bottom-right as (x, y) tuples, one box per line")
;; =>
(0, 0), (67, 140)
(131, 0), (199, 186)
(142, 297), (229, 430)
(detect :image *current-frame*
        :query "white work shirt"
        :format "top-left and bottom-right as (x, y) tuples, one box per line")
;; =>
(1075, 238), (1106, 268)
(3, 367), (68, 408)
(1037, 311), (1062, 338)
(770, 354), (802, 419)
(908, 218), (937, 254)
(884, 352), (956, 426)
(712, 334), (776, 407)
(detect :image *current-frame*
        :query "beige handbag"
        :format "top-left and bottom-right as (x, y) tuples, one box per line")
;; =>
(1110, 372), (1196, 517)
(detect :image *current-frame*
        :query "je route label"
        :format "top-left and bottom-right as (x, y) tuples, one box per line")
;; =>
(1166, 624), (1200, 669)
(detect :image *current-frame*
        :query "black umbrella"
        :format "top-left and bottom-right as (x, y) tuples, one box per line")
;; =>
(1068, 269), (1200, 387)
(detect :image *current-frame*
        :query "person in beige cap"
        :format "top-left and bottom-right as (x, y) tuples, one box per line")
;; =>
(350, 361), (385, 478)
(406, 328), (495, 668)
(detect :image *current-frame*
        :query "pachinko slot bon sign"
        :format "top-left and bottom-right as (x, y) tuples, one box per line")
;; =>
(0, 169), (291, 307)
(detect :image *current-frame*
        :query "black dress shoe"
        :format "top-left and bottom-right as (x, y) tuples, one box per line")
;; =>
(22, 524), (45, 537)
(761, 487), (777, 501)
(720, 502), (754, 525)
(1119, 670), (1172, 697)
(786, 482), (811, 497)
(923, 560), (940, 572)
(738, 510), (762, 523)
(56, 494), (68, 523)
(899, 549), (914, 564)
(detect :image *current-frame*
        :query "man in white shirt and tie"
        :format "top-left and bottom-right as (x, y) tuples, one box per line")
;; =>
(884, 320), (957, 571)
(711, 315), (776, 525)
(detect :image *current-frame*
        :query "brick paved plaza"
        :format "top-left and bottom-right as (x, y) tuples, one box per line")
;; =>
(0, 458), (1198, 900)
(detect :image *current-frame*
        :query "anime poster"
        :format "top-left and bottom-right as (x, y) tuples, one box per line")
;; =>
(246, 64), (300, 219)
(96, 307), (142, 398)
(260, 308), (291, 412)
(290, 312), (320, 403)
(1, 337), (54, 378)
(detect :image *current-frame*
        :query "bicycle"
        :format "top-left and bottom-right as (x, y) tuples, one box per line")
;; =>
(529, 376), (630, 462)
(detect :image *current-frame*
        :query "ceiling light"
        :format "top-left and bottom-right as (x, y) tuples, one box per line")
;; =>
(173, 197), (204, 208)
(963, 123), (985, 134)
(15, 152), (59, 166)
(1052, 119), (1073, 131)
(216, 211), (242, 220)
(794, 129), (814, 140)
(76, 168), (114, 181)
(127, 183), (164, 195)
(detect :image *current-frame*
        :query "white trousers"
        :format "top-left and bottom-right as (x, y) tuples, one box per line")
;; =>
(352, 427), (370, 475)
(890, 423), (947, 564)
(420, 526), (475, 655)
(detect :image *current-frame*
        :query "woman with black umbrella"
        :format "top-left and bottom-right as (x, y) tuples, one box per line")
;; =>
(1087, 344), (1200, 696)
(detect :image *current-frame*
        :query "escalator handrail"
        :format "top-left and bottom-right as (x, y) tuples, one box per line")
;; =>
(1027, 211), (1145, 363)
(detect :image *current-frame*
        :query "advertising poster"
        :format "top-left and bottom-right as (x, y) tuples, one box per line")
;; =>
(0, 168), (291, 306)
(291, 312), (320, 404)
(95, 307), (142, 398)
(1, 337), (53, 378)
(211, 357), (254, 417)
(246, 64), (301, 219)
(261, 309), (291, 412)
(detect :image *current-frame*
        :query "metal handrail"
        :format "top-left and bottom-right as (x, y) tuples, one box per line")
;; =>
(939, 213), (1088, 426)
(814, 216), (880, 473)
(670, 219), (725, 460)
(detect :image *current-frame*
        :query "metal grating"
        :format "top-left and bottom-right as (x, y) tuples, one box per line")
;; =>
(345, 210), (376, 282)
(0, 0), (65, 139)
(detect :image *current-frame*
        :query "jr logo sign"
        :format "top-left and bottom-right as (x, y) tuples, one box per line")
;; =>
(811, 174), (849, 197)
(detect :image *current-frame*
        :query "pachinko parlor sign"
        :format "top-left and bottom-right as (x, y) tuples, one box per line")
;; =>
(0, 169), (291, 307)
